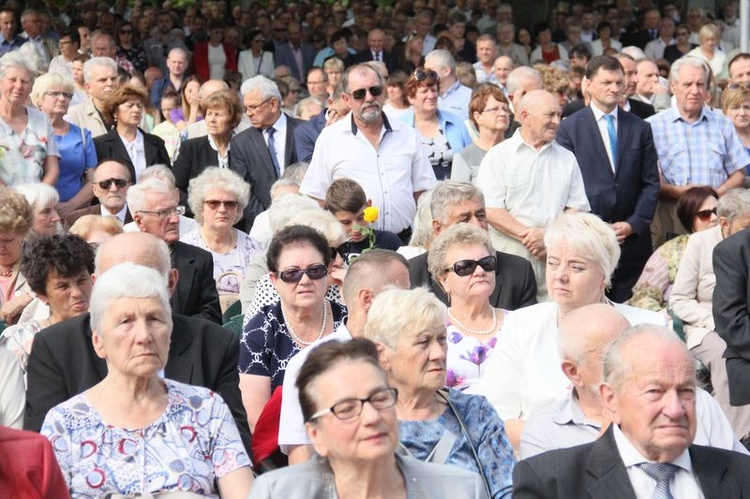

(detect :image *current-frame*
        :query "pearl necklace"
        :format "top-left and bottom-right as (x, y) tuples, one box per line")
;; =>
(0, 268), (12, 278)
(448, 307), (497, 336)
(283, 301), (328, 347)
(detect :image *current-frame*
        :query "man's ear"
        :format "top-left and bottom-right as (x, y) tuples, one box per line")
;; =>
(600, 382), (621, 424)
(167, 268), (178, 295)
(358, 288), (374, 313)
(134, 213), (145, 231)
(431, 219), (443, 236)
(561, 359), (582, 386)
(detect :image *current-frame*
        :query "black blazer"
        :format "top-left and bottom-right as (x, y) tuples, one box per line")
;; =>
(63, 203), (133, 228)
(93, 128), (172, 182)
(562, 98), (655, 120)
(172, 241), (222, 325)
(229, 115), (299, 232)
(408, 250), (537, 311)
(513, 426), (750, 498)
(352, 49), (398, 73)
(173, 135), (227, 208)
(24, 313), (252, 456)
(713, 229), (750, 405)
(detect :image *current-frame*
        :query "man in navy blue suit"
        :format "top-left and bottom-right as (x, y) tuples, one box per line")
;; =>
(557, 56), (659, 302)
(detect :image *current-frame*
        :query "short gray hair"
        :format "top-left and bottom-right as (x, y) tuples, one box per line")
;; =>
(425, 49), (456, 74)
(270, 178), (301, 200)
(409, 187), (435, 249)
(83, 56), (118, 84)
(94, 233), (171, 277)
(0, 51), (36, 82)
(286, 208), (348, 247)
(506, 66), (542, 94)
(31, 72), (75, 107)
(364, 287), (447, 349)
(430, 180), (484, 224)
(90, 30), (115, 50)
(240, 75), (281, 100)
(281, 162), (309, 183)
(427, 223), (494, 284)
(139, 164), (176, 189)
(670, 57), (710, 86)
(126, 178), (174, 214)
(341, 249), (409, 305)
(14, 183), (59, 210)
(90, 262), (172, 334)
(544, 212), (621, 286)
(341, 64), (385, 94)
(187, 167), (250, 224)
(268, 195), (320, 232)
(717, 187), (750, 222)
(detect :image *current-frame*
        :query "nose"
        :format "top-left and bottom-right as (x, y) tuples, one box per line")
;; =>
(132, 317), (154, 344)
(661, 389), (689, 420)
(50, 208), (60, 223)
(359, 399), (382, 424)
(429, 338), (447, 362)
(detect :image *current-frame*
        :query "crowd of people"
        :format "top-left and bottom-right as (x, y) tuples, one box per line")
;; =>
(1, 0), (750, 497)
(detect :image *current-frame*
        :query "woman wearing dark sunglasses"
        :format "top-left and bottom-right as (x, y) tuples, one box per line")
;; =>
(239, 225), (347, 435)
(400, 68), (471, 180)
(427, 223), (505, 392)
(183, 167), (262, 313)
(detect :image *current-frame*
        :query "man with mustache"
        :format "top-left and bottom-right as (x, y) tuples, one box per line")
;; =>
(514, 323), (750, 497)
(300, 64), (436, 243)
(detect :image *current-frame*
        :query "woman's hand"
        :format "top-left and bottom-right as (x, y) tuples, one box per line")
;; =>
(0, 293), (32, 325)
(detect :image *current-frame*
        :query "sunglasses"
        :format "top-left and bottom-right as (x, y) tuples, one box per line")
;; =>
(277, 264), (329, 283)
(96, 178), (129, 189)
(350, 85), (383, 100)
(204, 199), (239, 210)
(696, 207), (717, 221)
(413, 68), (438, 82)
(446, 255), (497, 277)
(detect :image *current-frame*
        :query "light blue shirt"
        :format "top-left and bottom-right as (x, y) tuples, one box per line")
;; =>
(438, 80), (473, 120)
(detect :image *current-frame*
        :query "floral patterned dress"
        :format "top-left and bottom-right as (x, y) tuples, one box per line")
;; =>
(0, 106), (59, 186)
(445, 320), (504, 392)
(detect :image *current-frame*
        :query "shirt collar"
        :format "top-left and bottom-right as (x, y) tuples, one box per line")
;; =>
(590, 103), (618, 121)
(612, 424), (694, 473)
(511, 127), (554, 153)
(442, 79), (462, 97)
(669, 105), (709, 124)
(349, 111), (392, 136)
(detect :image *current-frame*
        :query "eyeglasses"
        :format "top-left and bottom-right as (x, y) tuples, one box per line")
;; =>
(413, 68), (438, 82)
(309, 387), (398, 421)
(350, 85), (383, 100)
(96, 178), (129, 189)
(204, 199), (239, 210)
(696, 207), (717, 221)
(330, 243), (351, 261)
(137, 206), (185, 218)
(277, 263), (328, 283)
(241, 97), (273, 113)
(445, 255), (497, 276)
(45, 91), (73, 99)
(482, 106), (509, 114)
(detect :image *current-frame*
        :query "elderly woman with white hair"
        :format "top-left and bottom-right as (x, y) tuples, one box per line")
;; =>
(472, 212), (665, 452)
(31, 72), (98, 214)
(364, 287), (515, 499)
(0, 52), (59, 186)
(182, 167), (262, 312)
(687, 23), (728, 82)
(14, 183), (62, 237)
(670, 188), (750, 436)
(41, 263), (254, 498)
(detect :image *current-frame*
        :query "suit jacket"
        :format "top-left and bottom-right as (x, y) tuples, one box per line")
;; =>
(93, 128), (172, 183)
(173, 135), (226, 208)
(172, 240), (222, 324)
(713, 229), (750, 405)
(513, 426), (750, 498)
(294, 109), (325, 163)
(352, 48), (398, 72)
(274, 42), (315, 82)
(63, 203), (133, 228)
(621, 29), (655, 50)
(0, 426), (70, 498)
(67, 98), (109, 138)
(23, 313), (252, 457)
(193, 41), (238, 82)
(408, 250), (537, 311)
(249, 454), (489, 498)
(562, 98), (655, 120)
(229, 115), (300, 232)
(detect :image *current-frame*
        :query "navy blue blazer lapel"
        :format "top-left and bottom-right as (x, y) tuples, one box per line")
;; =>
(585, 427), (638, 499)
(250, 127), (277, 178)
(284, 115), (298, 166)
(690, 445), (730, 496)
(614, 109), (634, 176)
(584, 107), (615, 177)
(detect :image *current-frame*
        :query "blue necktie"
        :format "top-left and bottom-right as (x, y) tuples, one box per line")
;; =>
(605, 114), (617, 170)
(267, 127), (280, 177)
(638, 462), (680, 499)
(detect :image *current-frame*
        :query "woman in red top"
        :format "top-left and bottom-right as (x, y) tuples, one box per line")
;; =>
(530, 22), (568, 64)
(193, 20), (238, 82)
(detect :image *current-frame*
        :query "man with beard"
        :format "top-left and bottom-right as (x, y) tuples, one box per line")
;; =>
(300, 64), (436, 242)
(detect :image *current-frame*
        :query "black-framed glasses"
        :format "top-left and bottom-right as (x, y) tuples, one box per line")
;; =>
(204, 199), (239, 210)
(445, 255), (497, 276)
(241, 97), (273, 113)
(350, 85), (383, 100)
(413, 68), (438, 82)
(137, 206), (185, 218)
(696, 207), (717, 221)
(277, 264), (328, 283)
(96, 178), (129, 189)
(330, 243), (350, 260)
(309, 387), (398, 421)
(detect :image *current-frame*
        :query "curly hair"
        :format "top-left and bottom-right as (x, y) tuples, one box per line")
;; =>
(0, 187), (33, 235)
(20, 233), (95, 296)
(100, 83), (149, 124)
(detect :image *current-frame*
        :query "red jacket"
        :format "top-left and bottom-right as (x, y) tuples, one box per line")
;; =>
(0, 426), (69, 498)
(193, 41), (238, 82)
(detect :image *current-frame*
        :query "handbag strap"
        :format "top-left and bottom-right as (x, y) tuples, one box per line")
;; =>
(397, 430), (457, 465)
(437, 388), (493, 499)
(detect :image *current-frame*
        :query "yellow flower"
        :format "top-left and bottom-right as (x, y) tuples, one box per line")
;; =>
(363, 206), (379, 223)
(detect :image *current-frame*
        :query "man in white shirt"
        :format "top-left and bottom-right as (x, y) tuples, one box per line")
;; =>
(644, 17), (676, 62)
(473, 35), (498, 85)
(476, 89), (590, 299)
(300, 64), (436, 239)
(425, 49), (473, 120)
(514, 324), (750, 498)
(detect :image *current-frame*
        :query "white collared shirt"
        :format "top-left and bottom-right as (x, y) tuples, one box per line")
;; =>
(591, 104), (618, 171)
(613, 425), (704, 499)
(207, 133), (230, 169)
(263, 113), (287, 175)
(100, 203), (129, 224)
(120, 129), (146, 182)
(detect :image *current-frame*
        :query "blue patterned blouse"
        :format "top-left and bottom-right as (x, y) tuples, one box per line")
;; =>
(41, 379), (251, 498)
(398, 388), (515, 499)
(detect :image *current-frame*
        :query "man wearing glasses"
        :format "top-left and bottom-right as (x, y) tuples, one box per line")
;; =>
(64, 160), (134, 226)
(300, 64), (436, 243)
